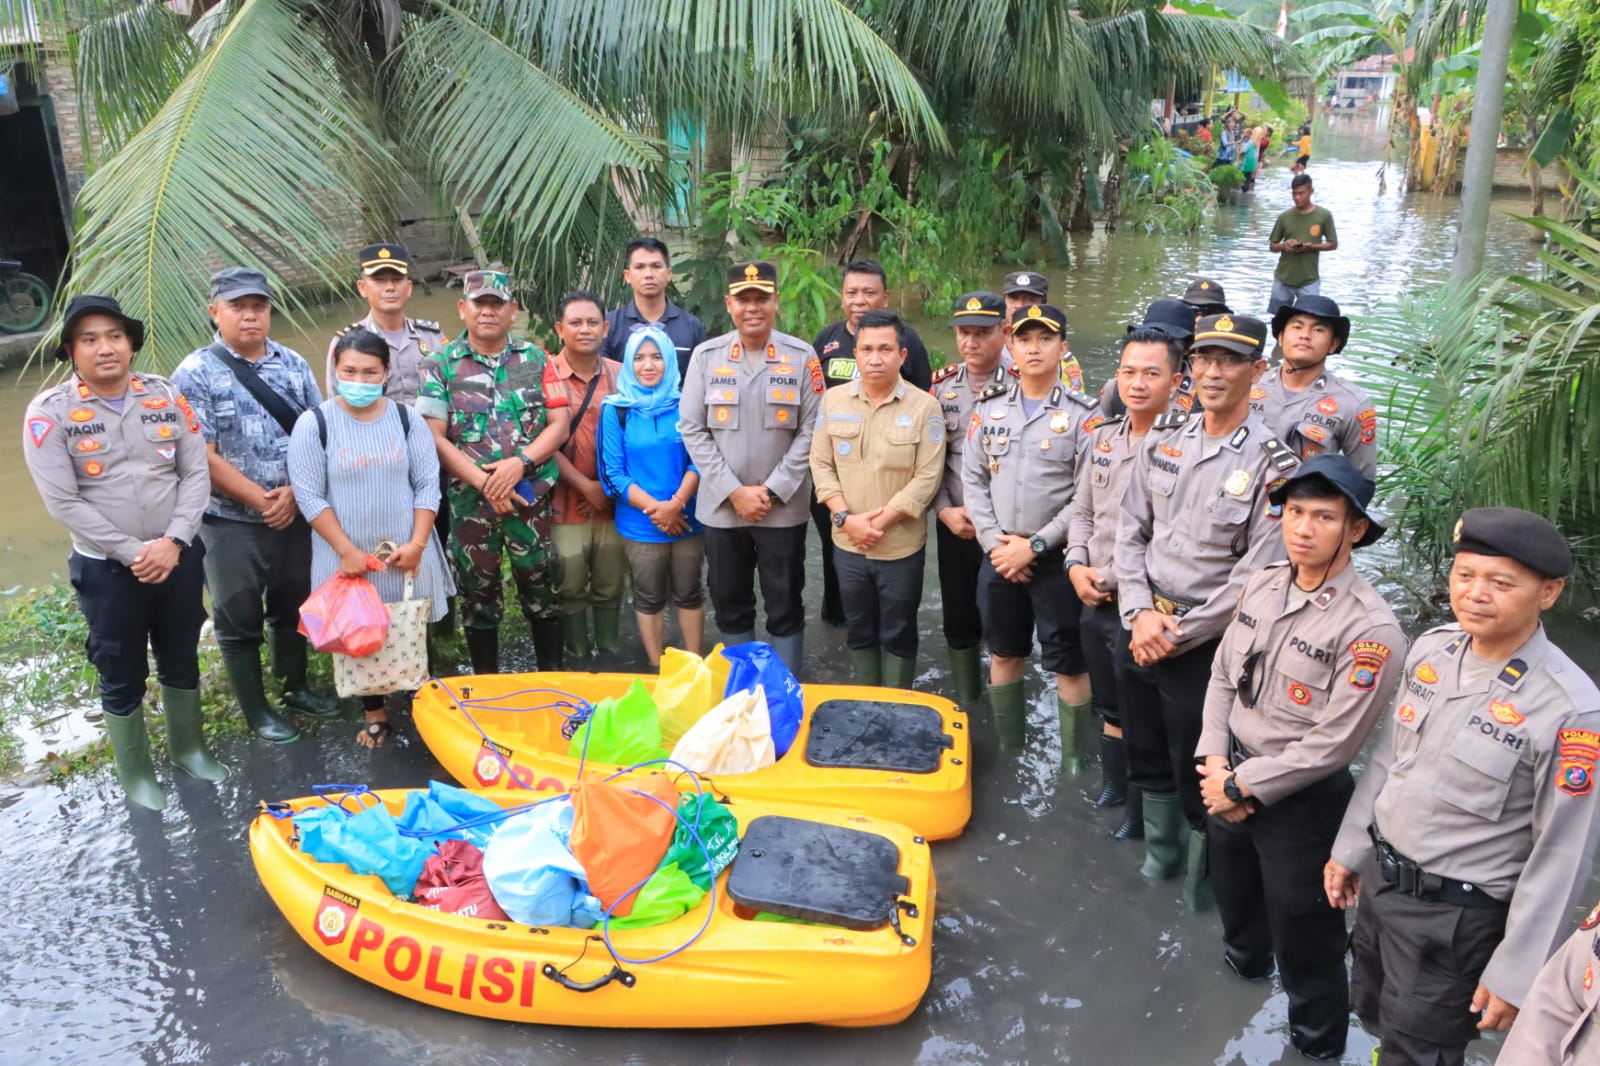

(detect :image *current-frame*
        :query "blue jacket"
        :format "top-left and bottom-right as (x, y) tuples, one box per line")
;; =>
(599, 403), (702, 543)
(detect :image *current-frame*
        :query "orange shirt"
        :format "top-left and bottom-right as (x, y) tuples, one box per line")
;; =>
(550, 351), (622, 524)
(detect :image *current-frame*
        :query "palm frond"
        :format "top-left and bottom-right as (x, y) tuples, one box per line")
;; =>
(72, 0), (195, 151)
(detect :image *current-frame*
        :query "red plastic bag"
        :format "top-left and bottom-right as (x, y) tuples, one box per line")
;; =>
(569, 776), (679, 918)
(413, 839), (510, 920)
(298, 571), (389, 657)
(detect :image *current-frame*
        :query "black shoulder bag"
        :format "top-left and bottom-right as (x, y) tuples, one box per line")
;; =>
(204, 343), (306, 435)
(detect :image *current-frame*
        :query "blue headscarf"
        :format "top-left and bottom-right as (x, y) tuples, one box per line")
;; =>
(604, 325), (681, 415)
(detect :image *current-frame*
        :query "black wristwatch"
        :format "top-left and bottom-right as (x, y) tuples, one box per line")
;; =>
(1223, 774), (1244, 804)
(832, 510), (851, 529)
(1028, 535), (1047, 554)
(167, 535), (188, 549)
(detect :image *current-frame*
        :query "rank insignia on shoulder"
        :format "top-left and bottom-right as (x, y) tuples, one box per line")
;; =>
(932, 363), (961, 385)
(1065, 389), (1096, 409)
(415, 319), (441, 331)
(336, 321), (362, 336)
(1262, 437), (1298, 471)
(1496, 659), (1528, 687)
(1083, 414), (1116, 434)
(1228, 425), (1250, 449)
(977, 383), (1009, 401)
(1153, 411), (1190, 431)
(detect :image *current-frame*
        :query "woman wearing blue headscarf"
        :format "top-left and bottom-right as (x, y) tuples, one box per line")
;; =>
(599, 326), (705, 665)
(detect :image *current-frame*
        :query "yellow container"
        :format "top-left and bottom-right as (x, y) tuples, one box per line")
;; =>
(412, 672), (972, 840)
(249, 787), (935, 1028)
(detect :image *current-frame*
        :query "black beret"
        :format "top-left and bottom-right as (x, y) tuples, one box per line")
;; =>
(1452, 507), (1574, 578)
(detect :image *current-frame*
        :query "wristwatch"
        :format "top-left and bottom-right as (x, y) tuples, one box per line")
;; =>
(167, 536), (188, 549)
(1028, 535), (1047, 554)
(1223, 774), (1244, 804)
(832, 510), (851, 529)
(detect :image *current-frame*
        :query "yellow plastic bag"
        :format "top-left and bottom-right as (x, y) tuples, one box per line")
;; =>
(707, 643), (732, 700)
(668, 687), (776, 775)
(656, 647), (714, 747)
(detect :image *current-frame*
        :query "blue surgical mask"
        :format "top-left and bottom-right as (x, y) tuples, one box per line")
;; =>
(338, 381), (384, 408)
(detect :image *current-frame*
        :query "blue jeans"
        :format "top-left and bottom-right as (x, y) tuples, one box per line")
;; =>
(1268, 278), (1321, 315)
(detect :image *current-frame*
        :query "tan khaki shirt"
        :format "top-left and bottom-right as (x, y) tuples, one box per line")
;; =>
(325, 314), (447, 406)
(22, 373), (210, 564)
(1114, 410), (1300, 650)
(1065, 414), (1143, 591)
(678, 330), (823, 529)
(1197, 561), (1407, 806)
(811, 380), (946, 561)
(929, 358), (1016, 513)
(961, 382), (1098, 553)
(1496, 904), (1600, 1065)
(1332, 624), (1600, 1007)
(1251, 366), (1377, 476)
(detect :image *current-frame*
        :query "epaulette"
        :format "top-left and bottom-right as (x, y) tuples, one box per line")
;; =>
(335, 320), (364, 336)
(1153, 411), (1190, 431)
(977, 381), (1010, 402)
(1263, 559), (1292, 570)
(1261, 437), (1298, 471)
(931, 363), (962, 385)
(1064, 389), (1097, 410)
(414, 318), (443, 332)
(1084, 413), (1123, 435)
(1005, 364), (1021, 377)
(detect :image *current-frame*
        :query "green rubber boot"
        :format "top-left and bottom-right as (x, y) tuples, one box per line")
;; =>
(849, 647), (883, 686)
(270, 628), (342, 718)
(1139, 791), (1186, 881)
(1057, 698), (1097, 775)
(1184, 828), (1214, 912)
(161, 685), (228, 782)
(987, 680), (1026, 754)
(592, 605), (622, 654)
(562, 612), (594, 658)
(882, 652), (917, 691)
(102, 708), (166, 810)
(221, 646), (300, 742)
(947, 644), (984, 705)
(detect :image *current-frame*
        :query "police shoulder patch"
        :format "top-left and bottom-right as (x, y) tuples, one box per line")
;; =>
(1064, 389), (1097, 410)
(1261, 437), (1298, 471)
(1153, 411), (1190, 431)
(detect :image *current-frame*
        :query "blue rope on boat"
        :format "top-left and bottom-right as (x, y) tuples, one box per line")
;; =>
(428, 676), (596, 790)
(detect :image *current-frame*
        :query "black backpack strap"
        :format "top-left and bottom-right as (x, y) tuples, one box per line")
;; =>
(204, 343), (305, 435)
(318, 401), (410, 449)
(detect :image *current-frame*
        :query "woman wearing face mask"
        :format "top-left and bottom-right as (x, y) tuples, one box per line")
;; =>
(287, 329), (455, 746)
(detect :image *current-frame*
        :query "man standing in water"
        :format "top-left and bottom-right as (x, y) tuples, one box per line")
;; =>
(324, 243), (445, 404)
(1326, 508), (1600, 1066)
(602, 237), (707, 384)
(1115, 313), (1298, 909)
(1254, 294), (1378, 476)
(1196, 455), (1404, 1062)
(24, 295), (226, 808)
(1268, 174), (1338, 315)
(679, 261), (822, 675)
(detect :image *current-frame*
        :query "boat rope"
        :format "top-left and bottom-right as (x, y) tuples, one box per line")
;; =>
(428, 676), (595, 790)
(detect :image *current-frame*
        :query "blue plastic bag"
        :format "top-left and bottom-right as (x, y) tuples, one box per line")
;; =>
(398, 780), (506, 848)
(481, 801), (604, 928)
(295, 801), (432, 899)
(722, 641), (803, 758)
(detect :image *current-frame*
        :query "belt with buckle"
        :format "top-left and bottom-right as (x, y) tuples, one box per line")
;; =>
(1150, 585), (1196, 618)
(1368, 826), (1508, 911)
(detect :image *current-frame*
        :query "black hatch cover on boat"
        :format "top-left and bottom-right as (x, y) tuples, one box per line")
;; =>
(803, 698), (951, 774)
(726, 815), (908, 929)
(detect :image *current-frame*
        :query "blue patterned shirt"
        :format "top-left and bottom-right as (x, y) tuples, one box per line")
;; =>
(172, 334), (323, 522)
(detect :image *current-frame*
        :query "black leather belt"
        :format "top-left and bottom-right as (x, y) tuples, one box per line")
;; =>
(1368, 826), (1508, 911)
(1150, 583), (1197, 617)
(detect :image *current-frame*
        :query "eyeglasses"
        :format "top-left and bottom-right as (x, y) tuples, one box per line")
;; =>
(1190, 351), (1257, 368)
(1236, 650), (1264, 708)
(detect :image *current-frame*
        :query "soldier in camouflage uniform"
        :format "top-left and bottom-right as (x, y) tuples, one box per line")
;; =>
(418, 269), (570, 674)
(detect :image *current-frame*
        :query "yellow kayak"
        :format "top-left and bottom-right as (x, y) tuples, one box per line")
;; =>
(249, 785), (935, 1028)
(411, 672), (971, 840)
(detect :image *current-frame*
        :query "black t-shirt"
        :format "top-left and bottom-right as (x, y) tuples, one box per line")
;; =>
(811, 320), (933, 392)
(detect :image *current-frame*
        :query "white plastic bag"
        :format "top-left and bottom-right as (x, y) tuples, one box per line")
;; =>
(668, 687), (776, 775)
(333, 573), (430, 697)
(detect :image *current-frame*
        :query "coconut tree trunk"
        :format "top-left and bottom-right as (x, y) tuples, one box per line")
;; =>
(1529, 161), (1545, 218)
(1452, 0), (1518, 280)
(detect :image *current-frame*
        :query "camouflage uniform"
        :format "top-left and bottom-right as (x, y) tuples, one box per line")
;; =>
(417, 336), (568, 629)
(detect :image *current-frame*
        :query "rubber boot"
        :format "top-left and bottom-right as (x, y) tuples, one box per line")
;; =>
(987, 680), (1026, 754)
(1094, 733), (1128, 808)
(102, 708), (167, 810)
(161, 685), (228, 782)
(219, 646), (300, 743)
(1184, 828), (1214, 912)
(464, 627), (499, 675)
(947, 644), (983, 704)
(1139, 791), (1186, 880)
(562, 612), (594, 659)
(720, 631), (755, 648)
(1112, 786), (1144, 840)
(1057, 698), (1096, 775)
(532, 617), (566, 672)
(270, 629), (342, 718)
(850, 647), (883, 686)
(882, 652), (916, 690)
(769, 632), (804, 679)
(592, 605), (622, 654)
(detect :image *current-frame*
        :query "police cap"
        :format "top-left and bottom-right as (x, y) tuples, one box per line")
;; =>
(727, 260), (778, 295)
(1192, 313), (1267, 358)
(1268, 454), (1384, 547)
(55, 294), (146, 362)
(1452, 507), (1574, 578)
(1270, 292), (1351, 353)
(950, 291), (1005, 327)
(1002, 271), (1049, 297)
(1182, 278), (1230, 312)
(1008, 303), (1066, 335)
(359, 242), (411, 277)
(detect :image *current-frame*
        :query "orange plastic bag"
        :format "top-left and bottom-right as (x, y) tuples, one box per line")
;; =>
(298, 570), (389, 657)
(568, 776), (679, 918)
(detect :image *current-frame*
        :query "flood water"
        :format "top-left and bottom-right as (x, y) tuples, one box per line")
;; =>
(2, 117), (1594, 1065)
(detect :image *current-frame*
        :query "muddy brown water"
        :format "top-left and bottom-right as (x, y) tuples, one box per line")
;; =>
(2, 118), (1594, 1064)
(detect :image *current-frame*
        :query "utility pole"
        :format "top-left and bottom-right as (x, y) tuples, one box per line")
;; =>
(1451, 0), (1516, 281)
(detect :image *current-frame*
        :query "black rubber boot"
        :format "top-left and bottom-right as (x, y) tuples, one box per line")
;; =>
(464, 627), (499, 675)
(1112, 786), (1144, 840)
(102, 708), (166, 810)
(850, 647), (883, 686)
(1094, 732), (1128, 807)
(161, 685), (228, 782)
(220, 646), (300, 743)
(1139, 791), (1185, 880)
(532, 617), (566, 672)
(270, 628), (342, 717)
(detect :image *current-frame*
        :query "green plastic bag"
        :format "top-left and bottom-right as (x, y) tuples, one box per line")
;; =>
(568, 678), (667, 765)
(661, 793), (741, 890)
(606, 862), (705, 930)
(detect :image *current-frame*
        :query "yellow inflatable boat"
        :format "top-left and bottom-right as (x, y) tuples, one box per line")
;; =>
(412, 672), (971, 840)
(249, 785), (935, 1028)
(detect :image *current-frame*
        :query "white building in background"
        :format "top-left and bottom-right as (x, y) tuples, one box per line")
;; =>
(1331, 52), (1399, 110)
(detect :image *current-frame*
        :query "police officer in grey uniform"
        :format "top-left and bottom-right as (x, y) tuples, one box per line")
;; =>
(1253, 293), (1378, 476)
(1196, 455), (1405, 1061)
(930, 291), (1014, 704)
(324, 243), (445, 404)
(1115, 312), (1299, 909)
(1326, 508), (1600, 1066)
(679, 261), (823, 674)
(22, 295), (226, 810)
(963, 303), (1097, 763)
(1497, 898), (1600, 1065)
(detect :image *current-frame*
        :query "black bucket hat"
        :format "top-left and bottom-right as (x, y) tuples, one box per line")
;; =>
(1270, 293), (1351, 353)
(1134, 298), (1197, 341)
(55, 294), (146, 362)
(1268, 454), (1385, 547)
